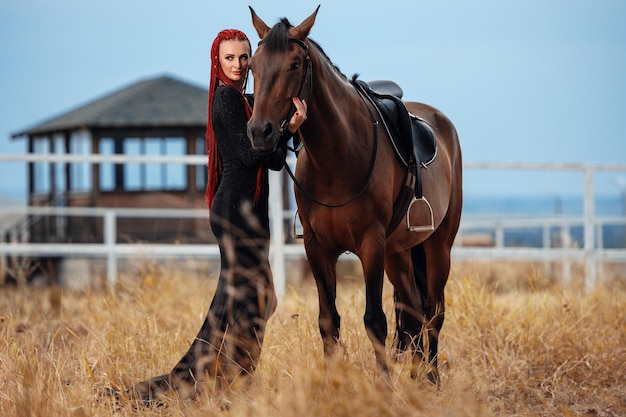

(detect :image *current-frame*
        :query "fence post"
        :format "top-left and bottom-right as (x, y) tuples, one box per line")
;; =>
(562, 223), (572, 283)
(542, 221), (550, 249)
(495, 221), (504, 248)
(268, 170), (286, 298)
(583, 166), (596, 289)
(104, 210), (117, 286)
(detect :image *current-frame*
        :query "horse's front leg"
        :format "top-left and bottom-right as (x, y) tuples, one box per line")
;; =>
(359, 237), (390, 383)
(305, 238), (341, 357)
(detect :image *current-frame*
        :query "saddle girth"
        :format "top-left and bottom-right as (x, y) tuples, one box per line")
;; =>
(386, 156), (417, 236)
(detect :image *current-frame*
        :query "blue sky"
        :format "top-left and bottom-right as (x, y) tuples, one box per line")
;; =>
(1, 0), (625, 201)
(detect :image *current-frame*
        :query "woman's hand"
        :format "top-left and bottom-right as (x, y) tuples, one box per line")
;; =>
(287, 97), (307, 134)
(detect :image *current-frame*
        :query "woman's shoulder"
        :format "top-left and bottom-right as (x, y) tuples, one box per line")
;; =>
(214, 85), (254, 113)
(214, 84), (242, 99)
(213, 85), (245, 112)
(214, 84), (252, 108)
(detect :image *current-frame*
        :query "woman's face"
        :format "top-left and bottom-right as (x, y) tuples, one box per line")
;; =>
(218, 39), (250, 85)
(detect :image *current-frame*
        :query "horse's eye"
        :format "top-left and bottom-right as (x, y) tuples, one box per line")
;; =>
(290, 61), (301, 71)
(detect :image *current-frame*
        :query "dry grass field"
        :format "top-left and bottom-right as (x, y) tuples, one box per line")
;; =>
(1, 258), (624, 416)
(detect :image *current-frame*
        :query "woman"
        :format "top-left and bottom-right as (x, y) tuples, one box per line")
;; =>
(128, 29), (307, 404)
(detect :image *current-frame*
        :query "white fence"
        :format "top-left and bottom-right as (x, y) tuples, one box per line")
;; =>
(1, 154), (625, 294)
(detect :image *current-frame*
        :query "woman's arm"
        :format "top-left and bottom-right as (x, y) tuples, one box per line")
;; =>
(266, 97), (308, 171)
(213, 85), (271, 167)
(214, 87), (307, 170)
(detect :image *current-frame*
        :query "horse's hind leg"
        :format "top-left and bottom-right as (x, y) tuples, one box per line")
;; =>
(385, 250), (425, 358)
(418, 239), (452, 388)
(381, 243), (446, 386)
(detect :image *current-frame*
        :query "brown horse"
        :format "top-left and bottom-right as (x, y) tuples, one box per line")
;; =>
(247, 7), (463, 386)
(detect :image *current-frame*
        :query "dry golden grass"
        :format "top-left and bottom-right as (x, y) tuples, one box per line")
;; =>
(1, 259), (624, 416)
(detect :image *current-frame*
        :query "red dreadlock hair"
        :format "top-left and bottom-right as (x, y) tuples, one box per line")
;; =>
(205, 29), (260, 209)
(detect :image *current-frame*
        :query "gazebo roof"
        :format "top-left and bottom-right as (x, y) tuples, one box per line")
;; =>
(12, 74), (208, 138)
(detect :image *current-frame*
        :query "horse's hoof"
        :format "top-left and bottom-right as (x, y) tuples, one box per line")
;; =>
(377, 371), (393, 390)
(101, 386), (123, 397)
(97, 386), (123, 412)
(128, 387), (164, 408)
(98, 384), (164, 409)
(426, 370), (441, 389)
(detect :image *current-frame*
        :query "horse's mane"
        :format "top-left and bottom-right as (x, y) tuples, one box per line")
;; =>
(307, 39), (347, 80)
(263, 18), (347, 80)
(263, 18), (292, 52)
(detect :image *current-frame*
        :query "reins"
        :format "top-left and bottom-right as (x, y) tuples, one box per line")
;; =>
(277, 37), (380, 209)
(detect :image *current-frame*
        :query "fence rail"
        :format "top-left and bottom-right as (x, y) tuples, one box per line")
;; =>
(1, 153), (625, 294)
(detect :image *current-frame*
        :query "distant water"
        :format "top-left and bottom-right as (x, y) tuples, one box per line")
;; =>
(463, 194), (624, 217)
(462, 194), (625, 249)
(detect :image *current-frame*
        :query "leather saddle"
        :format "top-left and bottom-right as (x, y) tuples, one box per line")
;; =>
(353, 78), (438, 234)
(357, 79), (437, 170)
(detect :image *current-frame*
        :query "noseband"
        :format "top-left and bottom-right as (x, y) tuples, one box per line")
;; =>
(257, 37), (312, 135)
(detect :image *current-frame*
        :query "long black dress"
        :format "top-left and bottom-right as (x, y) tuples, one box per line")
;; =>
(128, 84), (288, 402)
(167, 84), (285, 391)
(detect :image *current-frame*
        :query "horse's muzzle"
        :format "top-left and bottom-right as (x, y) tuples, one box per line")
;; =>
(247, 118), (279, 152)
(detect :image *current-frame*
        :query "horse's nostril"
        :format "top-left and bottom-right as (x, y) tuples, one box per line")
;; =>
(263, 123), (273, 138)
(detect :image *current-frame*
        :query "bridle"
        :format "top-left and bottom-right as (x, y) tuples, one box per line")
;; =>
(258, 37), (380, 209)
(257, 37), (312, 136)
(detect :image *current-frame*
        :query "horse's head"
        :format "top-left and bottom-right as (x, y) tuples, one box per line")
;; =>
(246, 6), (319, 152)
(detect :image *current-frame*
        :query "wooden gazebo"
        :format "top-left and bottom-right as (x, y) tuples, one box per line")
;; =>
(11, 74), (211, 244)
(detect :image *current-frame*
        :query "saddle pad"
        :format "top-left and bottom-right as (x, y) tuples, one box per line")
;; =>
(358, 79), (437, 168)
(410, 115), (437, 167)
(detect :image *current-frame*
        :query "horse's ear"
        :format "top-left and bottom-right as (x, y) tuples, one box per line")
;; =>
(249, 6), (271, 39)
(292, 5), (320, 40)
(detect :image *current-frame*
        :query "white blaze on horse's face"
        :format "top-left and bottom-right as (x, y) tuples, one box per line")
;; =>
(246, 6), (319, 152)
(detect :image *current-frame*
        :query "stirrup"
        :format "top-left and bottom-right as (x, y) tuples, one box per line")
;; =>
(406, 196), (435, 232)
(292, 210), (304, 239)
